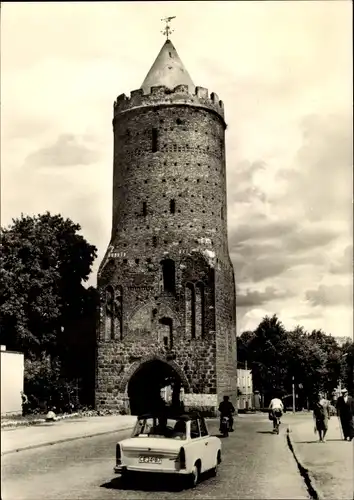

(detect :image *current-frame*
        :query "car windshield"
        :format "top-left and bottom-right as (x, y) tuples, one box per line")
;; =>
(132, 417), (187, 440)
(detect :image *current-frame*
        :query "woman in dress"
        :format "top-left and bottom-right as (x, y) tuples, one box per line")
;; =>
(313, 392), (331, 443)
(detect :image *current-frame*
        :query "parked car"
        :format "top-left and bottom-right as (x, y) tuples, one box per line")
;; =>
(114, 411), (222, 488)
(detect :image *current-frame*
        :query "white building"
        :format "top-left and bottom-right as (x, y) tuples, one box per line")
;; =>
(237, 368), (253, 410)
(1, 345), (24, 416)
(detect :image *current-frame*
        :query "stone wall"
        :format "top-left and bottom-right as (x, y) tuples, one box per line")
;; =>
(95, 336), (217, 410)
(96, 83), (237, 415)
(109, 100), (228, 259)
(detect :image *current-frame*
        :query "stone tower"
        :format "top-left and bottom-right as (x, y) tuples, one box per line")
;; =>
(95, 38), (237, 415)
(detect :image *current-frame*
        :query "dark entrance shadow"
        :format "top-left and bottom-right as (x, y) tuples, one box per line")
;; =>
(128, 359), (184, 415)
(257, 431), (275, 434)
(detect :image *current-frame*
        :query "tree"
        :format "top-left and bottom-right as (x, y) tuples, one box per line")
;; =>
(237, 330), (255, 366)
(307, 330), (342, 396)
(285, 327), (328, 407)
(0, 212), (97, 358)
(341, 341), (354, 393)
(239, 315), (289, 402)
(237, 318), (337, 409)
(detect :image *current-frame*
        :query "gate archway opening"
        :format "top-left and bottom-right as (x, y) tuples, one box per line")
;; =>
(127, 359), (185, 416)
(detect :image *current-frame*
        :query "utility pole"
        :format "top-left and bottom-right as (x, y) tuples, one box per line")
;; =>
(245, 360), (248, 371)
(292, 376), (296, 414)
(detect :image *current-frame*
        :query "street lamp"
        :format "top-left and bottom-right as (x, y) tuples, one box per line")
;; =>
(292, 376), (296, 414)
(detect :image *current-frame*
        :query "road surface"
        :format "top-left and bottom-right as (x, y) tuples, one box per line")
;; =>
(2, 415), (310, 499)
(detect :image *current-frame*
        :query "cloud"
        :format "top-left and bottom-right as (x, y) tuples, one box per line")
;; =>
(330, 245), (353, 275)
(306, 284), (353, 307)
(230, 220), (340, 284)
(25, 134), (100, 168)
(275, 112), (353, 223)
(236, 286), (293, 307)
(1, 2), (352, 337)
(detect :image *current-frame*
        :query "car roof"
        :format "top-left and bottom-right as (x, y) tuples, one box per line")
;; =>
(137, 411), (202, 421)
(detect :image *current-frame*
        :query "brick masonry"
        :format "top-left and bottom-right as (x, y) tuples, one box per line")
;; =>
(95, 82), (238, 415)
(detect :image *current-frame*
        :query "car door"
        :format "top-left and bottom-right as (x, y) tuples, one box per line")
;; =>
(189, 417), (207, 471)
(198, 417), (214, 470)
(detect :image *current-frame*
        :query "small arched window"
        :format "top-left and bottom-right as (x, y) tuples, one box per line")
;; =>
(161, 259), (176, 294)
(152, 128), (158, 153)
(185, 282), (196, 339)
(105, 286), (114, 341)
(195, 282), (205, 339)
(170, 199), (176, 214)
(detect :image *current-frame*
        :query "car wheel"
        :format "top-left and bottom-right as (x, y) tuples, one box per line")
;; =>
(188, 463), (200, 488)
(211, 451), (221, 476)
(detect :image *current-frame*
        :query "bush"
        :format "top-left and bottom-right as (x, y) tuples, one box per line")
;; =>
(24, 354), (82, 413)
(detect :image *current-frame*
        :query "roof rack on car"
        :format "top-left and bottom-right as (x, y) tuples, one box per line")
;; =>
(137, 410), (202, 420)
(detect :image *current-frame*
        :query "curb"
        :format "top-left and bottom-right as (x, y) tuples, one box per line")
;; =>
(1, 425), (134, 456)
(286, 425), (325, 500)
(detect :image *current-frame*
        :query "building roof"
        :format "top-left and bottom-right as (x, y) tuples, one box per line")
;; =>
(140, 39), (195, 94)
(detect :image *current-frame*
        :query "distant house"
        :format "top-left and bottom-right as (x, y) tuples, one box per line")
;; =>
(1, 345), (24, 416)
(237, 369), (253, 410)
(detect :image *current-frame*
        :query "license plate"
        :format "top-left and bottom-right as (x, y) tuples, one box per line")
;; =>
(139, 456), (162, 464)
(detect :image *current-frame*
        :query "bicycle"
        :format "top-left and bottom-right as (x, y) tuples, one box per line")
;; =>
(272, 410), (282, 434)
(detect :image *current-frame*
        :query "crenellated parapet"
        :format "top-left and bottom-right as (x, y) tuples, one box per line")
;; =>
(114, 85), (225, 121)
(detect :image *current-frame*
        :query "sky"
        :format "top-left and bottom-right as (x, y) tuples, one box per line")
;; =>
(1, 1), (352, 339)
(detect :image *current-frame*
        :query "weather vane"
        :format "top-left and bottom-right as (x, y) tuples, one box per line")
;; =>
(161, 16), (176, 40)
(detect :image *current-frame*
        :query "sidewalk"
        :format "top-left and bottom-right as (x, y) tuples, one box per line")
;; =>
(288, 416), (353, 500)
(1, 415), (136, 455)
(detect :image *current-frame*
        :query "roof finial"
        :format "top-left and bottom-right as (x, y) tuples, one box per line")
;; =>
(161, 16), (176, 40)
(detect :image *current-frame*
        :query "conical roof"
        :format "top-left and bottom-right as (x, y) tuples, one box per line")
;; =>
(141, 39), (195, 94)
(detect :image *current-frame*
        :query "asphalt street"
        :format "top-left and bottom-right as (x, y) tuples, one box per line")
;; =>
(2, 415), (310, 500)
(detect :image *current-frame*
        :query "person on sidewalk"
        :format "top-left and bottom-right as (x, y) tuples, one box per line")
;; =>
(313, 393), (330, 443)
(336, 388), (354, 441)
(21, 392), (29, 416)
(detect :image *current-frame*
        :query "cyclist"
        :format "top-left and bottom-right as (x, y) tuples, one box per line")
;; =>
(268, 395), (284, 431)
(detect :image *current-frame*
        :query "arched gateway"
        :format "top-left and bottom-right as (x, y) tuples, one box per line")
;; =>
(95, 36), (238, 415)
(124, 356), (190, 415)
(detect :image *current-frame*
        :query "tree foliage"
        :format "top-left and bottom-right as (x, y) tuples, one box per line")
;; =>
(0, 212), (97, 357)
(341, 340), (354, 393)
(0, 212), (98, 409)
(238, 314), (352, 407)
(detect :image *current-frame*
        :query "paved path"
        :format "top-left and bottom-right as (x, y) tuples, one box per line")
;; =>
(1, 416), (309, 500)
(1, 415), (136, 455)
(288, 414), (353, 500)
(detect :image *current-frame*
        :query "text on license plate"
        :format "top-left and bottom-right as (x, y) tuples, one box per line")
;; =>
(139, 456), (162, 464)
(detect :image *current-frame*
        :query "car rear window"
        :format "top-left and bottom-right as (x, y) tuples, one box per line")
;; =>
(132, 417), (186, 440)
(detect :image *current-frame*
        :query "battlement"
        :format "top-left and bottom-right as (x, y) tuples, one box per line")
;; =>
(114, 85), (225, 121)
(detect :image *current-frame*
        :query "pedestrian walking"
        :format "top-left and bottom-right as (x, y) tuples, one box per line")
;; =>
(21, 391), (29, 416)
(313, 392), (330, 443)
(336, 388), (354, 441)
